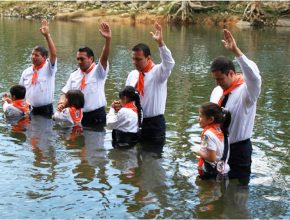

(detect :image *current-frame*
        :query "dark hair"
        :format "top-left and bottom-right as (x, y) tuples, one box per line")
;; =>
(132, 43), (151, 58)
(200, 102), (231, 136)
(10, 85), (26, 100)
(66, 90), (85, 109)
(78, 47), (94, 60)
(119, 86), (143, 129)
(33, 45), (48, 58)
(210, 56), (235, 75)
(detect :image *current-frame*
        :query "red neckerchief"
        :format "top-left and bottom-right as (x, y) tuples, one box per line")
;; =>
(32, 60), (46, 85)
(201, 124), (223, 142)
(12, 99), (30, 113)
(80, 63), (96, 90)
(68, 107), (83, 124)
(123, 101), (137, 113)
(136, 60), (155, 96)
(218, 74), (245, 106)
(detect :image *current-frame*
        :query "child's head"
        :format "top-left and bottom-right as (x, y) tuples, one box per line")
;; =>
(119, 86), (142, 128)
(65, 90), (85, 109)
(10, 85), (26, 100)
(199, 102), (231, 133)
(119, 86), (139, 106)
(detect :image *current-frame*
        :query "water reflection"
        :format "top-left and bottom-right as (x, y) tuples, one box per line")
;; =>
(195, 178), (250, 219)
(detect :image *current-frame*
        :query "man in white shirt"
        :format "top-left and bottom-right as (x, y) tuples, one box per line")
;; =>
(19, 19), (57, 117)
(125, 22), (175, 149)
(58, 22), (111, 129)
(210, 29), (262, 185)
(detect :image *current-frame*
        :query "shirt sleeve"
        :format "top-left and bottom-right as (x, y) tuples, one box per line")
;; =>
(19, 71), (25, 86)
(106, 107), (127, 130)
(3, 103), (23, 117)
(204, 133), (218, 152)
(210, 86), (223, 104)
(3, 102), (10, 113)
(125, 70), (139, 87)
(156, 45), (175, 82)
(96, 60), (109, 80)
(53, 108), (73, 125)
(236, 54), (262, 105)
(48, 58), (57, 76)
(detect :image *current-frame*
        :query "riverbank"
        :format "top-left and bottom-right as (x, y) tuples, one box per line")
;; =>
(0, 1), (290, 27)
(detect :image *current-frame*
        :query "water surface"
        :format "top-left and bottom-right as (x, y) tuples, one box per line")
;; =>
(0, 18), (289, 218)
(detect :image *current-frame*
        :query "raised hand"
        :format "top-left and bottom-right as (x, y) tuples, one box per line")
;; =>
(150, 22), (164, 47)
(222, 29), (242, 57)
(2, 93), (11, 104)
(39, 19), (50, 37)
(111, 100), (122, 112)
(99, 22), (112, 39)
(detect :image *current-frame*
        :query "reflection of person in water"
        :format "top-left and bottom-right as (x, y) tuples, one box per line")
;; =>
(194, 178), (249, 219)
(109, 147), (167, 218)
(24, 115), (57, 184)
(26, 115), (56, 162)
(61, 129), (107, 187)
(194, 177), (228, 218)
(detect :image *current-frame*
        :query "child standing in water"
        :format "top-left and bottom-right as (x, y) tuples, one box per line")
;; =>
(107, 86), (142, 148)
(192, 102), (231, 180)
(53, 90), (84, 128)
(2, 85), (30, 118)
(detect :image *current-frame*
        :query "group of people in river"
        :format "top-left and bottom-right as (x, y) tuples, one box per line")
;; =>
(1, 19), (261, 186)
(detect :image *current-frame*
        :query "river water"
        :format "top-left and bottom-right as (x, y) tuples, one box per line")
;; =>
(0, 18), (289, 218)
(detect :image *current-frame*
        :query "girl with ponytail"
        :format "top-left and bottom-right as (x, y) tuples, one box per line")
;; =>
(191, 102), (231, 180)
(107, 86), (143, 148)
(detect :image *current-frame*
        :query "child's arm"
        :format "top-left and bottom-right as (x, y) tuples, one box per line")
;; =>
(197, 149), (216, 163)
(106, 107), (118, 130)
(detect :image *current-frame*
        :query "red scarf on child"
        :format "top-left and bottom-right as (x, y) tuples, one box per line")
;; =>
(32, 60), (46, 85)
(80, 63), (96, 90)
(124, 101), (137, 113)
(69, 107), (83, 124)
(136, 60), (155, 96)
(12, 99), (30, 113)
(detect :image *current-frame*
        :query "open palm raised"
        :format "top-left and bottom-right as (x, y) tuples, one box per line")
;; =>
(99, 22), (112, 39)
(39, 19), (50, 36)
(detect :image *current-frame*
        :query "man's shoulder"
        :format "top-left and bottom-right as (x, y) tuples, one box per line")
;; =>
(210, 86), (223, 103)
(69, 68), (81, 76)
(22, 66), (33, 76)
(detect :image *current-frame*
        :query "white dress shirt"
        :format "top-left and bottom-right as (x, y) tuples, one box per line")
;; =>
(126, 45), (175, 118)
(19, 59), (57, 107)
(62, 61), (109, 112)
(210, 54), (262, 144)
(3, 102), (25, 118)
(106, 107), (139, 133)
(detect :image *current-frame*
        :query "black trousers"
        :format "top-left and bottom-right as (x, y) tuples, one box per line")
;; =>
(139, 115), (166, 152)
(228, 139), (252, 186)
(31, 103), (53, 117)
(82, 106), (106, 129)
(112, 129), (140, 149)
